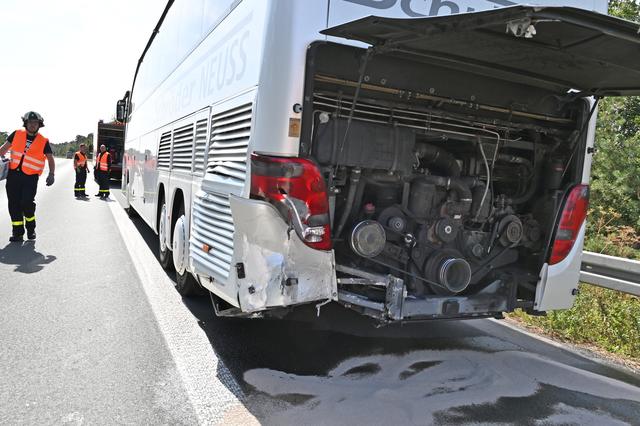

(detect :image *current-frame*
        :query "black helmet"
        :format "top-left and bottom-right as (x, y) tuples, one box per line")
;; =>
(22, 111), (45, 128)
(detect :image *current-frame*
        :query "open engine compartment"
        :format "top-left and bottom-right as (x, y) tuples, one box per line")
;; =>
(299, 42), (589, 321)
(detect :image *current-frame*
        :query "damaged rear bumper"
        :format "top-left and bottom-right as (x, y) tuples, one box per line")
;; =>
(336, 265), (516, 322)
(229, 196), (338, 313)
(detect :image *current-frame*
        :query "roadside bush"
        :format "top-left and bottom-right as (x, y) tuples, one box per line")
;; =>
(585, 206), (640, 259)
(512, 286), (640, 359)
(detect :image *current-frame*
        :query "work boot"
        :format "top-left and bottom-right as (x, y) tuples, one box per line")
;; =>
(27, 231), (36, 241)
(94, 193), (101, 197)
(9, 234), (23, 243)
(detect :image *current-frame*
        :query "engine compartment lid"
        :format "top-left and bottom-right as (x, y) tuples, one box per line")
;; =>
(321, 6), (640, 97)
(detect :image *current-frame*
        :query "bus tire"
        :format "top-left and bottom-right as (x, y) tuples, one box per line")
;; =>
(158, 200), (174, 270)
(175, 269), (204, 297)
(173, 204), (203, 296)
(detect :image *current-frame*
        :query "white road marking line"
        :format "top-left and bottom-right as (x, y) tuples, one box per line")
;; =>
(108, 200), (254, 425)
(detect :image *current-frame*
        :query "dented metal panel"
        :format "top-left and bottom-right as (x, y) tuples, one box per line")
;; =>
(230, 196), (337, 313)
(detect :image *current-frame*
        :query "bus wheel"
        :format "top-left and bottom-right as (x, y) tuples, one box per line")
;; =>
(158, 201), (173, 270)
(173, 206), (202, 296)
(175, 269), (203, 296)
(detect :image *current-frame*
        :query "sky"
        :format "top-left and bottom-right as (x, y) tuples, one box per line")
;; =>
(0, 0), (163, 143)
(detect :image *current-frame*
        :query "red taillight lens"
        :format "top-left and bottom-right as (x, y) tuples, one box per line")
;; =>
(549, 184), (589, 265)
(250, 154), (331, 251)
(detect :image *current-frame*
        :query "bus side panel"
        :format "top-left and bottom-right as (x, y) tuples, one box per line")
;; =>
(535, 224), (586, 311)
(166, 109), (209, 266)
(126, 0), (270, 241)
(140, 130), (163, 231)
(191, 89), (258, 306)
(123, 137), (139, 209)
(251, 0), (329, 157)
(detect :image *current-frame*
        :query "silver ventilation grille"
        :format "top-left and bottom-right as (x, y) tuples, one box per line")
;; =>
(207, 102), (252, 185)
(171, 123), (194, 172)
(157, 131), (172, 170)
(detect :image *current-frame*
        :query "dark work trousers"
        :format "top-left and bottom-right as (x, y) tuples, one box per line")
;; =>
(74, 168), (87, 196)
(6, 170), (39, 237)
(96, 170), (110, 197)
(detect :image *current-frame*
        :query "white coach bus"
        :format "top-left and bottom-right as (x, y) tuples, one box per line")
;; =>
(118, 0), (640, 322)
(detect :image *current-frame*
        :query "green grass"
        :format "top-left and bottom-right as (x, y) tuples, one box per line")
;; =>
(511, 285), (640, 359)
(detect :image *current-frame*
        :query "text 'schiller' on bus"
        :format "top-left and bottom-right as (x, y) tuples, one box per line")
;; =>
(116, 0), (640, 323)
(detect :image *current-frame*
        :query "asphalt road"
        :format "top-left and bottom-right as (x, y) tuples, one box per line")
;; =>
(0, 161), (197, 425)
(1, 159), (639, 425)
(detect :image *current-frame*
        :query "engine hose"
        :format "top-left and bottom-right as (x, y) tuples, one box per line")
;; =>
(415, 144), (461, 177)
(414, 175), (473, 216)
(509, 172), (539, 205)
(334, 168), (362, 239)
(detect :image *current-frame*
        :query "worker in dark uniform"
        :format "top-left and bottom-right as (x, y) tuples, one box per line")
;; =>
(94, 144), (111, 199)
(0, 111), (55, 242)
(73, 143), (89, 198)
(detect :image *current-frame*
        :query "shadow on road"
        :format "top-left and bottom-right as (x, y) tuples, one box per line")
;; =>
(0, 242), (56, 273)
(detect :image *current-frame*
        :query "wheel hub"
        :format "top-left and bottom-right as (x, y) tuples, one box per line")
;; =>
(159, 204), (168, 253)
(173, 215), (188, 275)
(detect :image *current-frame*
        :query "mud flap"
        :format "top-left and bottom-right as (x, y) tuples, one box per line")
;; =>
(229, 196), (337, 313)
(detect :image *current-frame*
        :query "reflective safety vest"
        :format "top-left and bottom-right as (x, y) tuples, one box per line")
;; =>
(96, 152), (110, 172)
(75, 151), (87, 168)
(9, 130), (48, 176)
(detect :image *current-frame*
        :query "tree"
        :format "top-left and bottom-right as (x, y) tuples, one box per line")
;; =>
(589, 0), (640, 230)
(49, 133), (94, 158)
(609, 0), (640, 21)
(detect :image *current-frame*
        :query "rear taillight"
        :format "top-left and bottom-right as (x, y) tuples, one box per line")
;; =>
(250, 154), (331, 251)
(549, 184), (589, 265)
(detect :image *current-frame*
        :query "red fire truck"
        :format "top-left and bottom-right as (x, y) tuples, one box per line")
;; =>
(95, 120), (125, 180)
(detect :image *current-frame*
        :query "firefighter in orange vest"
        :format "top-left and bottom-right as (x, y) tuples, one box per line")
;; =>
(73, 143), (89, 198)
(94, 144), (111, 199)
(0, 111), (56, 242)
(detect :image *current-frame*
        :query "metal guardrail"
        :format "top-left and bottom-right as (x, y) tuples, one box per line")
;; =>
(580, 251), (640, 297)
